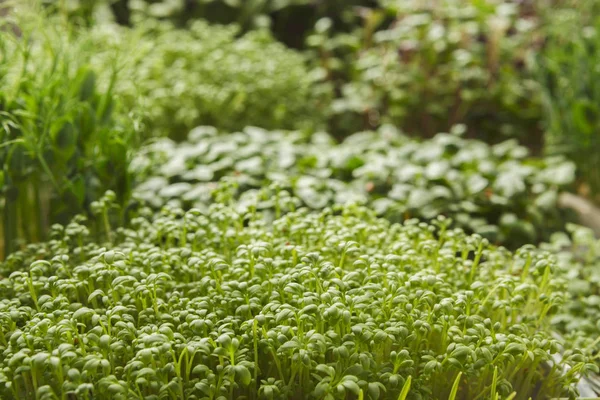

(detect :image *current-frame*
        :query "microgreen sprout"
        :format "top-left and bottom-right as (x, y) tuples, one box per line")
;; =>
(0, 189), (593, 399)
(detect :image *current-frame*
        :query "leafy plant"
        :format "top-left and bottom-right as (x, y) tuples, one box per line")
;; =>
(538, 223), (600, 395)
(544, 224), (600, 354)
(536, 2), (600, 199)
(0, 187), (594, 399)
(132, 125), (576, 248)
(40, 0), (550, 146)
(307, 0), (544, 143)
(0, 3), (137, 258)
(93, 19), (328, 141)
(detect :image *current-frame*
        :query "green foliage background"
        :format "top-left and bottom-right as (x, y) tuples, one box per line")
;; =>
(1, 0), (600, 398)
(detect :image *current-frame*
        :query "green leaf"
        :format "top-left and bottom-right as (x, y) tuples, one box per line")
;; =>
(88, 289), (105, 304)
(467, 174), (488, 194)
(235, 365), (252, 386)
(136, 368), (156, 378)
(494, 171), (526, 197)
(367, 382), (381, 399)
(425, 161), (450, 180)
(73, 307), (93, 320)
(342, 379), (360, 396)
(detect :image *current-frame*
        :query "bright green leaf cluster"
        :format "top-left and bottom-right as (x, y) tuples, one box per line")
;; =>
(132, 125), (575, 248)
(94, 19), (327, 141)
(0, 189), (591, 399)
(543, 224), (600, 355)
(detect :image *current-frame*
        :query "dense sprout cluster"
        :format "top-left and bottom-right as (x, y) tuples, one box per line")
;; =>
(2, 1), (600, 399)
(0, 190), (593, 399)
(543, 225), (600, 353)
(96, 20), (326, 141)
(537, 224), (600, 395)
(132, 126), (575, 248)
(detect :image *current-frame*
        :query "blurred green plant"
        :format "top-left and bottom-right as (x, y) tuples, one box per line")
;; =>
(308, 0), (544, 143)
(41, 0), (375, 47)
(98, 19), (328, 141)
(41, 0), (550, 145)
(545, 224), (600, 353)
(132, 125), (576, 248)
(0, 188), (594, 399)
(537, 2), (600, 200)
(0, 3), (137, 257)
(541, 222), (600, 395)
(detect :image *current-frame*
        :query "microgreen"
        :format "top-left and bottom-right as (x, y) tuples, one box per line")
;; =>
(0, 188), (592, 399)
(0, 2), (597, 399)
(90, 19), (327, 141)
(543, 224), (600, 362)
(132, 125), (576, 248)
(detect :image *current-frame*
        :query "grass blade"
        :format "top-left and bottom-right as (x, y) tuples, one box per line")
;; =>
(490, 366), (498, 398)
(448, 372), (462, 400)
(398, 376), (412, 400)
